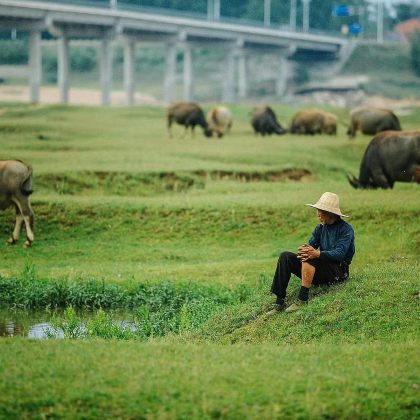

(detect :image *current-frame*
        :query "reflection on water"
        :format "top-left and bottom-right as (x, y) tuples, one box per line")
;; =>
(0, 309), (135, 340)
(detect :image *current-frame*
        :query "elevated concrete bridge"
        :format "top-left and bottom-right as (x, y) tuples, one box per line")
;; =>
(0, 0), (347, 105)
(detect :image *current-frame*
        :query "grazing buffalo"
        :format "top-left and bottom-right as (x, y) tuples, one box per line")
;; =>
(0, 160), (34, 247)
(251, 106), (287, 136)
(346, 131), (420, 189)
(347, 106), (402, 139)
(289, 109), (338, 136)
(290, 109), (324, 135)
(166, 102), (208, 138)
(205, 106), (233, 138)
(323, 112), (338, 136)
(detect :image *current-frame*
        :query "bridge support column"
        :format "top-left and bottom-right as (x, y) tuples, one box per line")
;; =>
(237, 50), (248, 101)
(57, 29), (70, 104)
(183, 44), (193, 102)
(100, 34), (113, 106)
(276, 54), (289, 97)
(124, 40), (135, 106)
(29, 31), (41, 104)
(165, 42), (176, 104)
(222, 49), (235, 103)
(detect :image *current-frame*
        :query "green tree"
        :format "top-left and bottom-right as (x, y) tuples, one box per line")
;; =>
(393, 1), (420, 25)
(410, 30), (420, 77)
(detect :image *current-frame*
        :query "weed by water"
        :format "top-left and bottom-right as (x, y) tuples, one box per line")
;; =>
(45, 300), (224, 340)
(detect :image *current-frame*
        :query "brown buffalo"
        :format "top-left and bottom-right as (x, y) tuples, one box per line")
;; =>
(347, 106), (402, 139)
(290, 109), (338, 136)
(0, 160), (34, 247)
(251, 106), (286, 136)
(166, 102), (208, 138)
(347, 131), (420, 189)
(205, 106), (233, 138)
(323, 112), (338, 135)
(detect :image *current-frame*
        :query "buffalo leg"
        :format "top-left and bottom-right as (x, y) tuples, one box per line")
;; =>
(413, 166), (420, 183)
(347, 122), (357, 139)
(180, 125), (189, 139)
(7, 205), (24, 245)
(167, 117), (174, 138)
(371, 171), (392, 189)
(12, 197), (34, 247)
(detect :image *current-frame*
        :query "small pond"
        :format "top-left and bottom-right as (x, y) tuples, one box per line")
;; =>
(0, 309), (137, 340)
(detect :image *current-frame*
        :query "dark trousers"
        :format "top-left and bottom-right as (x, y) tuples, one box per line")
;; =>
(270, 251), (349, 300)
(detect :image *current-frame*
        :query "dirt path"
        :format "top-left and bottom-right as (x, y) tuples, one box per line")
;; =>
(0, 85), (162, 106)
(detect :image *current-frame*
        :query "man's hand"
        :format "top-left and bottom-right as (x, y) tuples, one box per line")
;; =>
(297, 243), (320, 262)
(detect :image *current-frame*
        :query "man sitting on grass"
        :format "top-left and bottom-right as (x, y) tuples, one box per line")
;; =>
(268, 192), (355, 314)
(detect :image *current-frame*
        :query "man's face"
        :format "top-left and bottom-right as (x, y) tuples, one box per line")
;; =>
(317, 209), (335, 225)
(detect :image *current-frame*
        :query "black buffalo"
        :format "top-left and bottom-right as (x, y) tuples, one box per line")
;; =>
(347, 131), (420, 189)
(251, 106), (286, 136)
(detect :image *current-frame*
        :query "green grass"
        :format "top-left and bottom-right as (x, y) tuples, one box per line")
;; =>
(1, 339), (419, 419)
(0, 102), (419, 418)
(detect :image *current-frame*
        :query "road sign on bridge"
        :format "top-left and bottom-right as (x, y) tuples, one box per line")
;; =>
(332, 5), (355, 17)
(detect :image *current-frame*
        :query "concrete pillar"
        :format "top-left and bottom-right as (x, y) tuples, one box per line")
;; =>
(165, 42), (177, 104)
(275, 54), (288, 97)
(100, 35), (113, 106)
(237, 50), (247, 101)
(290, 0), (297, 31)
(207, 0), (214, 21)
(303, 0), (311, 32)
(29, 31), (41, 104)
(124, 40), (135, 106)
(377, 0), (384, 44)
(214, 0), (220, 21)
(264, 0), (271, 27)
(57, 30), (70, 104)
(183, 44), (193, 102)
(222, 50), (235, 103)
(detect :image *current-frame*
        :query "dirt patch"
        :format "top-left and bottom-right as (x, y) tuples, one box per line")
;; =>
(36, 169), (312, 196)
(200, 169), (312, 182)
(0, 85), (162, 107)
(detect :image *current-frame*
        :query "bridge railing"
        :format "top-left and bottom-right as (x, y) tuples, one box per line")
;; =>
(17, 0), (345, 39)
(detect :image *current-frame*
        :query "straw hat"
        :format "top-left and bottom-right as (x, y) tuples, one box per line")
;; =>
(306, 192), (348, 217)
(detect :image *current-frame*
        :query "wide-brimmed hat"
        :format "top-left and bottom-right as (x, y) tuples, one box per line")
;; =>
(306, 192), (348, 217)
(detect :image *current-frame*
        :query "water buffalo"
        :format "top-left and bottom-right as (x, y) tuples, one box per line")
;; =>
(166, 102), (208, 138)
(346, 131), (420, 189)
(204, 106), (233, 138)
(290, 109), (324, 135)
(0, 160), (34, 247)
(347, 106), (402, 139)
(251, 106), (286, 136)
(323, 112), (338, 135)
(289, 109), (338, 136)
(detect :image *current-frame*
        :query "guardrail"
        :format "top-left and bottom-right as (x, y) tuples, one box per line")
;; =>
(18, 0), (345, 39)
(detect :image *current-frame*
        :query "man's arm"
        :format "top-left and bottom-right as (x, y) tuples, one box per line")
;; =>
(297, 225), (321, 261)
(307, 225), (321, 249)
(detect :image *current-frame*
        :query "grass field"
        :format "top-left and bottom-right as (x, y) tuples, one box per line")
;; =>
(0, 102), (419, 419)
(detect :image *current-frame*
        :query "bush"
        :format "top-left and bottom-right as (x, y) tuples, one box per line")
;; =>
(70, 47), (97, 72)
(410, 31), (420, 77)
(0, 40), (28, 64)
(294, 66), (310, 86)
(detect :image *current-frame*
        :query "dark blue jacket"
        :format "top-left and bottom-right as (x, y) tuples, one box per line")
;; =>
(308, 218), (355, 265)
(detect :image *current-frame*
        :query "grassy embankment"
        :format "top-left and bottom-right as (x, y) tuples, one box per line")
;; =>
(0, 103), (419, 418)
(342, 43), (420, 99)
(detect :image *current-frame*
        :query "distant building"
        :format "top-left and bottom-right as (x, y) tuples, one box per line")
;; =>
(394, 18), (420, 42)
